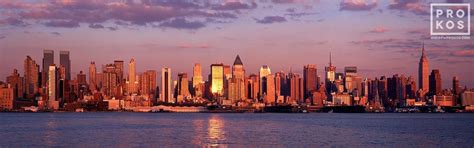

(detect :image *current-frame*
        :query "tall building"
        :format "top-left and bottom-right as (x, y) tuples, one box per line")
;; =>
(429, 69), (442, 95)
(103, 64), (118, 97)
(59, 50), (71, 80)
(304, 64), (318, 99)
(265, 74), (276, 104)
(127, 58), (138, 94)
(259, 65), (271, 97)
(114, 60), (124, 84)
(7, 69), (23, 99)
(48, 65), (57, 101)
(418, 44), (429, 93)
(161, 67), (172, 103)
(177, 73), (190, 101)
(325, 52), (336, 82)
(211, 64), (224, 95)
(42, 49), (54, 87)
(0, 85), (14, 110)
(247, 74), (259, 101)
(229, 55), (246, 102)
(89, 62), (97, 91)
(192, 63), (203, 87)
(24, 56), (39, 99)
(453, 76), (460, 95)
(288, 72), (302, 103)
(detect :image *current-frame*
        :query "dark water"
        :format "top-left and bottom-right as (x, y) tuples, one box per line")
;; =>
(0, 113), (473, 147)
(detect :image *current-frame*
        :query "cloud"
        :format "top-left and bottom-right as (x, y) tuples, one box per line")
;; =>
(45, 20), (80, 28)
(388, 0), (428, 15)
(0, 17), (29, 27)
(50, 32), (61, 36)
(255, 16), (287, 24)
(0, 0), (249, 30)
(0, 35), (5, 39)
(178, 43), (210, 49)
(340, 0), (378, 11)
(107, 26), (118, 31)
(212, 1), (257, 10)
(89, 23), (104, 29)
(351, 38), (397, 45)
(369, 26), (388, 33)
(159, 18), (205, 30)
(451, 49), (474, 57)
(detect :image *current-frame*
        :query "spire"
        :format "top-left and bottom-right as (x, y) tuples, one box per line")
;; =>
(421, 43), (425, 57)
(329, 52), (332, 66)
(233, 55), (243, 65)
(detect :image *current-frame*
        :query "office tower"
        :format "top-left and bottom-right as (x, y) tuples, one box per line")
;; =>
(48, 65), (57, 101)
(139, 70), (157, 97)
(429, 69), (442, 95)
(325, 52), (336, 82)
(127, 58), (138, 94)
(304, 64), (318, 99)
(453, 76), (460, 95)
(42, 49), (54, 87)
(344, 66), (359, 93)
(114, 60), (124, 84)
(247, 74), (259, 101)
(192, 63), (203, 87)
(406, 76), (417, 99)
(77, 71), (87, 86)
(259, 65), (271, 97)
(59, 50), (71, 80)
(378, 76), (388, 106)
(161, 67), (172, 103)
(223, 65), (231, 79)
(418, 44), (429, 93)
(58, 65), (66, 80)
(0, 85), (14, 110)
(89, 62), (97, 91)
(177, 73), (190, 100)
(24, 56), (39, 99)
(211, 64), (224, 95)
(265, 74), (276, 105)
(103, 64), (118, 97)
(275, 72), (283, 98)
(288, 72), (302, 103)
(7, 69), (23, 99)
(229, 55), (246, 102)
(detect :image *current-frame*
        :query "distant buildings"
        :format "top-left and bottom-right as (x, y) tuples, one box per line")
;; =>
(211, 64), (224, 96)
(429, 69), (442, 95)
(59, 50), (71, 80)
(303, 64), (318, 99)
(161, 67), (172, 103)
(0, 84), (14, 110)
(418, 44), (429, 94)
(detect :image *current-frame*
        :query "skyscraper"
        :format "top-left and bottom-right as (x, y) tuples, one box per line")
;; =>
(59, 50), (71, 80)
(89, 62), (96, 91)
(114, 60), (124, 84)
(161, 67), (172, 103)
(103, 64), (118, 97)
(139, 70), (157, 97)
(429, 69), (441, 95)
(24, 56), (39, 99)
(453, 76), (460, 95)
(265, 74), (276, 104)
(259, 65), (271, 97)
(303, 64), (317, 99)
(418, 44), (429, 93)
(325, 52), (336, 82)
(192, 63), (203, 87)
(128, 58), (138, 94)
(6, 69), (23, 100)
(211, 64), (224, 95)
(229, 55), (246, 102)
(42, 49), (54, 87)
(177, 73), (190, 101)
(48, 65), (57, 101)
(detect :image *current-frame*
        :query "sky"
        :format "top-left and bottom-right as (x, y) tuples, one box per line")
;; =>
(0, 0), (473, 89)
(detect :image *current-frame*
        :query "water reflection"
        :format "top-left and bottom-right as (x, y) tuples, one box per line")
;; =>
(45, 114), (59, 146)
(208, 114), (226, 147)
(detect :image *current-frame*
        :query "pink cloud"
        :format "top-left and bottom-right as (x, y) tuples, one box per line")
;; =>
(369, 26), (388, 33)
(340, 0), (378, 11)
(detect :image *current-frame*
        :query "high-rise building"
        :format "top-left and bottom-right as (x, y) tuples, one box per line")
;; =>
(192, 63), (203, 87)
(247, 74), (259, 101)
(42, 49), (54, 87)
(304, 64), (318, 99)
(429, 69), (442, 95)
(127, 58), (138, 94)
(177, 73), (190, 101)
(265, 74), (276, 104)
(0, 85), (14, 110)
(259, 65), (271, 97)
(229, 55), (246, 102)
(48, 65), (57, 101)
(453, 76), (460, 95)
(288, 72), (302, 103)
(59, 50), (71, 80)
(24, 56), (39, 99)
(192, 63), (204, 98)
(7, 69), (23, 99)
(103, 64), (118, 97)
(114, 60), (124, 84)
(211, 64), (224, 95)
(89, 62), (97, 91)
(325, 52), (336, 82)
(161, 67), (172, 103)
(418, 44), (429, 93)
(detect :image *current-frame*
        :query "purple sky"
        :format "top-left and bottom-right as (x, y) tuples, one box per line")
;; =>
(0, 0), (473, 89)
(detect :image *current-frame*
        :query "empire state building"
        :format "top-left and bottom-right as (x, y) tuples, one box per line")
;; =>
(418, 44), (429, 92)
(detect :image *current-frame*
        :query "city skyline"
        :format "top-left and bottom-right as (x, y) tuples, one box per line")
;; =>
(0, 0), (473, 89)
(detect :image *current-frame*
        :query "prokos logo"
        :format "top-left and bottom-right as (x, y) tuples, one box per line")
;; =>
(430, 3), (470, 39)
